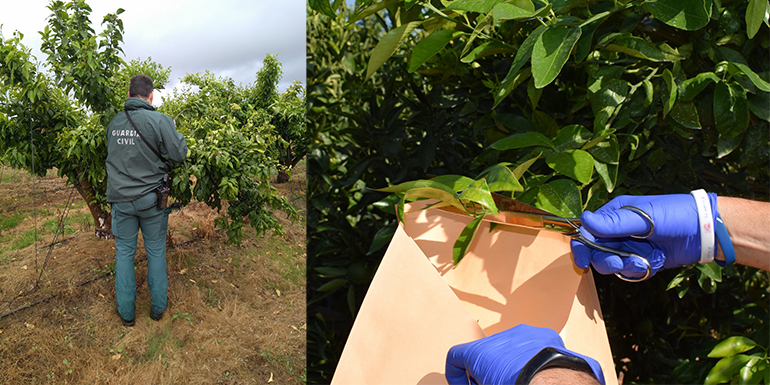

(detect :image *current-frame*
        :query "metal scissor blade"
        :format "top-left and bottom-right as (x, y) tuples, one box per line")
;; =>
(433, 193), (578, 234)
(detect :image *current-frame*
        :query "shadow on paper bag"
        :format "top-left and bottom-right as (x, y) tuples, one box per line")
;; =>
(332, 200), (618, 385)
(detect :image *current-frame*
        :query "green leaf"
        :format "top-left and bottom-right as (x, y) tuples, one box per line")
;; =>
(726, 62), (770, 92)
(480, 163), (523, 193)
(458, 179), (498, 215)
(531, 26), (581, 89)
(695, 262), (723, 282)
(491, 0), (537, 22)
(494, 25), (546, 106)
(662, 69), (677, 118)
(461, 40), (513, 63)
(746, 0), (770, 39)
(717, 131), (744, 158)
(490, 131), (554, 151)
(317, 278), (348, 292)
(411, 30), (463, 72)
(430, 175), (476, 192)
(708, 337), (759, 358)
(314, 267), (349, 278)
(536, 179), (582, 218)
(714, 81), (749, 138)
(739, 356), (766, 385)
(546, 149), (594, 184)
(377, 179), (458, 195)
(348, 0), (401, 25)
(604, 35), (674, 62)
(367, 21), (422, 79)
(706, 355), (754, 385)
(553, 124), (592, 151)
(512, 156), (540, 180)
(669, 101), (701, 129)
(593, 161), (618, 193)
(587, 134), (619, 164)
(647, 0), (712, 31)
(748, 92), (770, 122)
(452, 213), (485, 266)
(446, 0), (506, 14)
(367, 222), (397, 255)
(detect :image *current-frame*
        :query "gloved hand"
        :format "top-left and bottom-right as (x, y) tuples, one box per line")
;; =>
(445, 324), (605, 385)
(571, 193), (718, 279)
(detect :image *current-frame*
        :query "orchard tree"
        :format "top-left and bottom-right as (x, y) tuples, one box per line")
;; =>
(249, 54), (307, 183)
(0, 0), (297, 242)
(272, 80), (306, 183)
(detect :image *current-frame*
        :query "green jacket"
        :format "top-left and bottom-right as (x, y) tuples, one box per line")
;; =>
(106, 97), (188, 203)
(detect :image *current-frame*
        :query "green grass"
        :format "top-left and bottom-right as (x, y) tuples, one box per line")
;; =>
(0, 213), (26, 231)
(257, 241), (305, 292)
(145, 324), (183, 362)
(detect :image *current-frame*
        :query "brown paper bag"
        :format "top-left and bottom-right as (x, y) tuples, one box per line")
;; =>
(332, 201), (617, 385)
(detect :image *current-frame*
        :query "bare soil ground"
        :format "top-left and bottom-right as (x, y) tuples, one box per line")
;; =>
(0, 163), (306, 384)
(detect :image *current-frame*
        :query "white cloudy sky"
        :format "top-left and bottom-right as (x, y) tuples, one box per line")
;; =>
(0, 0), (306, 104)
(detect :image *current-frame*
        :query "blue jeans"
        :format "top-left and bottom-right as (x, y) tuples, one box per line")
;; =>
(112, 192), (169, 321)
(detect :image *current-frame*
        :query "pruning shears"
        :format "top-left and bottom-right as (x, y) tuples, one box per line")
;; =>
(439, 193), (654, 282)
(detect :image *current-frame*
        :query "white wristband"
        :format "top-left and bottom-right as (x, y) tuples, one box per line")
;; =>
(690, 189), (715, 263)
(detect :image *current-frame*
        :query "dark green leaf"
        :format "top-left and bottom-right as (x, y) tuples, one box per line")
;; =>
(490, 131), (554, 151)
(669, 101), (701, 129)
(367, 222), (397, 255)
(411, 30), (463, 72)
(314, 267), (348, 278)
(662, 69), (677, 117)
(714, 81), (749, 138)
(726, 62), (770, 92)
(532, 26), (581, 88)
(647, 0), (712, 31)
(494, 25), (546, 106)
(681, 72), (720, 101)
(717, 131), (744, 158)
(536, 179), (582, 218)
(452, 214), (485, 266)
(317, 278), (348, 292)
(747, 0), (770, 39)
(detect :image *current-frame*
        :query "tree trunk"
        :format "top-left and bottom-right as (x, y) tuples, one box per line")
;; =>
(276, 170), (291, 184)
(73, 170), (113, 239)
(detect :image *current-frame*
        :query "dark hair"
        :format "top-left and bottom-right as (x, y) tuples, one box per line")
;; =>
(129, 75), (154, 98)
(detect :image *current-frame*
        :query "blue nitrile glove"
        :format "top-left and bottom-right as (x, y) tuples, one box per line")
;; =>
(445, 324), (605, 385)
(571, 193), (718, 279)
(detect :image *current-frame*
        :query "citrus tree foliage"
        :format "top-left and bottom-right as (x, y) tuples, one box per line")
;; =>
(1, 0), (296, 243)
(272, 80), (307, 183)
(159, 71), (299, 243)
(308, 0), (769, 383)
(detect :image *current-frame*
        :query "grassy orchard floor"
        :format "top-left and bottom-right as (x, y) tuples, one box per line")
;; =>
(0, 164), (306, 384)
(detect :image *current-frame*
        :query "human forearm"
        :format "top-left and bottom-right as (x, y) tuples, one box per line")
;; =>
(530, 367), (602, 385)
(715, 196), (770, 271)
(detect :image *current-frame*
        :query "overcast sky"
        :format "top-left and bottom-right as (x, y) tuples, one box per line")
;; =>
(0, 0), (306, 105)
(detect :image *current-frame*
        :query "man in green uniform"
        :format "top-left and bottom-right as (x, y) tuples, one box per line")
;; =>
(106, 74), (188, 327)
